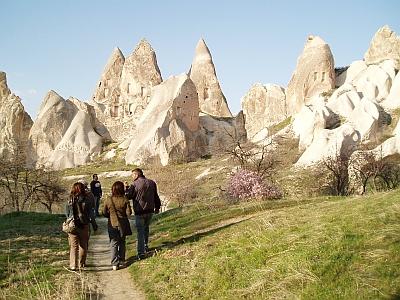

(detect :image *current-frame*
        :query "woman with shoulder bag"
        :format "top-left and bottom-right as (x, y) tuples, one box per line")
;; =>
(103, 181), (132, 270)
(65, 182), (98, 271)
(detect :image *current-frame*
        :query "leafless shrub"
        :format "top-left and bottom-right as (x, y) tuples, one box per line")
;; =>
(151, 168), (198, 208)
(321, 151), (352, 196)
(0, 154), (66, 213)
(31, 170), (67, 213)
(350, 149), (400, 194)
(220, 128), (278, 180)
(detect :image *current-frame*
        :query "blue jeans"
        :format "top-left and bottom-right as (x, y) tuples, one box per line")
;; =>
(135, 214), (152, 257)
(108, 226), (126, 266)
(94, 196), (101, 216)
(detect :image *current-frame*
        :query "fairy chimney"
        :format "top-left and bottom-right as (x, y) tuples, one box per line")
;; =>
(189, 38), (232, 118)
(286, 35), (335, 115)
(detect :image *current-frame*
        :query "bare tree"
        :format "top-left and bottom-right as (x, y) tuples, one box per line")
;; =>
(221, 128), (277, 179)
(351, 151), (382, 194)
(0, 153), (27, 211)
(351, 149), (400, 194)
(379, 161), (400, 190)
(31, 170), (66, 213)
(0, 154), (66, 213)
(321, 151), (351, 196)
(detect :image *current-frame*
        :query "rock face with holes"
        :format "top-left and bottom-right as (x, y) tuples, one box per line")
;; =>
(91, 39), (163, 141)
(0, 71), (33, 159)
(28, 91), (102, 169)
(119, 39), (163, 119)
(364, 25), (400, 70)
(241, 83), (287, 142)
(288, 27), (400, 167)
(92, 47), (125, 104)
(286, 35), (335, 115)
(189, 38), (232, 117)
(125, 74), (206, 166)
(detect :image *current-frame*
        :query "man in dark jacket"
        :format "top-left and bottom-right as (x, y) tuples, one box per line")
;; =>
(126, 168), (161, 259)
(90, 174), (102, 217)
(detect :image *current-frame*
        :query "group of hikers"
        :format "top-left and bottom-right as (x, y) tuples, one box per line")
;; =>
(65, 168), (161, 271)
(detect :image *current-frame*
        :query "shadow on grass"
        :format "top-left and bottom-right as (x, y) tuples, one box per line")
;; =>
(158, 217), (247, 248)
(152, 207), (183, 221)
(390, 292), (400, 300)
(125, 217), (248, 266)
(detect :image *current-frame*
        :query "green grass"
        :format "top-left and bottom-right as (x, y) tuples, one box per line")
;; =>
(0, 212), (83, 299)
(129, 191), (400, 299)
(61, 156), (129, 177)
(268, 117), (292, 136)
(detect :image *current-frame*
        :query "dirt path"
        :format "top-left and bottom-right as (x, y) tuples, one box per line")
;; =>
(86, 218), (145, 300)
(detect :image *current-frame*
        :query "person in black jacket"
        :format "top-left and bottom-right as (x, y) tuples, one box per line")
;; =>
(65, 182), (97, 270)
(90, 174), (102, 217)
(126, 168), (161, 259)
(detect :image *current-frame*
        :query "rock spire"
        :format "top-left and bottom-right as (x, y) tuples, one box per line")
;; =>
(286, 35), (335, 114)
(189, 38), (232, 117)
(0, 72), (33, 159)
(364, 25), (400, 70)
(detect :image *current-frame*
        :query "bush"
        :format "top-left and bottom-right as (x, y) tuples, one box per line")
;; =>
(227, 169), (282, 201)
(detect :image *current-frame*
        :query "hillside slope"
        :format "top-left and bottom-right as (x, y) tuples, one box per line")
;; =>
(129, 192), (400, 299)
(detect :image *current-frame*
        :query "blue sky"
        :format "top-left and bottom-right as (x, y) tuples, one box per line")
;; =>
(1, 1), (399, 118)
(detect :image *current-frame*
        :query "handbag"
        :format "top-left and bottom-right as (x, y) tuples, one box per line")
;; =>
(62, 197), (81, 234)
(62, 216), (78, 234)
(110, 197), (132, 238)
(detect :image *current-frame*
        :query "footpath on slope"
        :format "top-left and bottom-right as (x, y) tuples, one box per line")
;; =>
(85, 218), (145, 300)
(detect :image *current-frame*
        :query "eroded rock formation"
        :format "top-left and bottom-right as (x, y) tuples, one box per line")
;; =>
(189, 39), (232, 117)
(284, 27), (400, 167)
(295, 124), (360, 167)
(241, 83), (287, 142)
(92, 47), (125, 104)
(48, 111), (102, 169)
(119, 39), (163, 119)
(125, 74), (206, 166)
(364, 25), (400, 70)
(286, 36), (335, 115)
(91, 39), (163, 141)
(29, 91), (102, 169)
(0, 72), (33, 159)
(199, 111), (247, 153)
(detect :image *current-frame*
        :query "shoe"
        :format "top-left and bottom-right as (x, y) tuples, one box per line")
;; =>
(112, 265), (119, 271)
(119, 261), (126, 268)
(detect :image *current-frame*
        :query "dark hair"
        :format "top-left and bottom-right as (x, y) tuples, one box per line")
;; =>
(93, 174), (98, 179)
(71, 182), (85, 198)
(112, 181), (125, 197)
(132, 168), (143, 177)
